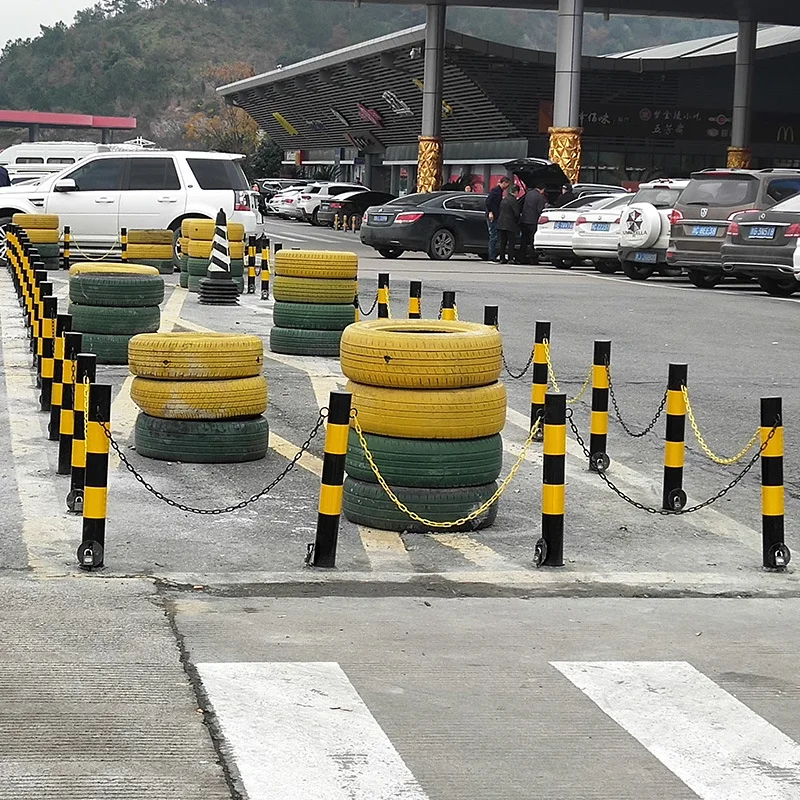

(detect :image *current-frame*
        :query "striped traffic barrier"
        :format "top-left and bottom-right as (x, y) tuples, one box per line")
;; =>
(441, 291), (456, 321)
(67, 353), (96, 514)
(247, 234), (257, 294)
(58, 332), (82, 475)
(353, 283), (360, 323)
(31, 270), (48, 354)
(530, 320), (550, 442)
(260, 236), (271, 300)
(408, 280), (422, 318)
(484, 305), (499, 327)
(537, 390), (566, 567)
(377, 273), (390, 318)
(62, 225), (71, 270)
(589, 340), (611, 472)
(48, 313), (72, 441)
(662, 363), (688, 511)
(38, 294), (57, 410)
(760, 397), (790, 569)
(120, 227), (128, 262)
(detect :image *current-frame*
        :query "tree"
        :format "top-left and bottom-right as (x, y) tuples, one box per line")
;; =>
(246, 136), (283, 178)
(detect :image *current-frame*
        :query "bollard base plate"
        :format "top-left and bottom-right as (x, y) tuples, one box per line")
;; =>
(665, 488), (687, 512)
(590, 452), (611, 473)
(534, 538), (548, 568)
(765, 543), (792, 571)
(77, 540), (104, 571)
(66, 489), (84, 514)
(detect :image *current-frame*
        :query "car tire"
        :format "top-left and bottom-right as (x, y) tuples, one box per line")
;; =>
(377, 248), (404, 259)
(687, 270), (722, 289)
(69, 273), (165, 308)
(622, 261), (655, 281)
(273, 301), (355, 331)
(310, 209), (320, 226)
(68, 303), (161, 335)
(274, 250), (358, 279)
(273, 275), (357, 304)
(427, 228), (456, 261)
(757, 276), (800, 297)
(80, 332), (135, 365)
(594, 261), (618, 274)
(551, 257), (572, 270)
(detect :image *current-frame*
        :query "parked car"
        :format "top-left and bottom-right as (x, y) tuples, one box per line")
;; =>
(268, 187), (304, 218)
(360, 191), (489, 260)
(296, 182), (367, 225)
(0, 150), (262, 262)
(720, 194), (800, 296)
(257, 178), (308, 201)
(617, 178), (690, 280)
(505, 158), (573, 204)
(667, 168), (800, 288)
(571, 194), (634, 273)
(317, 190), (396, 227)
(573, 182), (629, 198)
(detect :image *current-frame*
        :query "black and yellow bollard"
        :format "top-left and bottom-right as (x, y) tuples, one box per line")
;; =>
(67, 353), (96, 513)
(274, 242), (283, 259)
(662, 362), (688, 511)
(120, 227), (128, 262)
(62, 225), (71, 270)
(537, 391), (566, 567)
(309, 391), (352, 568)
(39, 295), (57, 411)
(78, 382), (111, 570)
(530, 321), (550, 442)
(484, 305), (499, 328)
(377, 273), (390, 318)
(589, 340), (611, 472)
(31, 271), (48, 351)
(58, 332), (82, 475)
(760, 397), (790, 569)
(260, 236), (271, 300)
(353, 284), (360, 323)
(247, 234), (257, 294)
(48, 313), (72, 441)
(441, 291), (456, 321)
(408, 280), (422, 319)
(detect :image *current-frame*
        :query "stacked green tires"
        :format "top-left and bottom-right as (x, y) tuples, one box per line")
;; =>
(128, 333), (269, 463)
(177, 235), (189, 288)
(68, 264), (164, 364)
(181, 219), (246, 294)
(340, 319), (506, 532)
(12, 213), (60, 269)
(127, 229), (175, 275)
(270, 250), (357, 357)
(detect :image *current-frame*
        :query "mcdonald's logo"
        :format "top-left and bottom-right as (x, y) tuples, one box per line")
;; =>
(777, 125), (795, 143)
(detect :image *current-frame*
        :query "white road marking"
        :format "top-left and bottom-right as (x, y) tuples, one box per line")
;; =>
(359, 527), (412, 570)
(428, 533), (526, 571)
(197, 661), (431, 800)
(552, 660), (800, 800)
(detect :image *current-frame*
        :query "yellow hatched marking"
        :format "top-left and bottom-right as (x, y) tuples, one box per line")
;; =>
(429, 533), (525, 571)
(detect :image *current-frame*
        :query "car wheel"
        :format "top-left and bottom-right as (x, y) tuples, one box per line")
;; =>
(310, 209), (320, 226)
(551, 257), (572, 270)
(171, 226), (182, 270)
(687, 270), (722, 289)
(0, 216), (11, 264)
(377, 247), (404, 259)
(428, 228), (456, 261)
(622, 262), (654, 281)
(658, 266), (682, 278)
(594, 260), (618, 274)
(757, 276), (800, 297)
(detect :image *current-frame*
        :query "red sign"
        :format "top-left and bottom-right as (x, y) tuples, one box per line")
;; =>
(356, 103), (383, 128)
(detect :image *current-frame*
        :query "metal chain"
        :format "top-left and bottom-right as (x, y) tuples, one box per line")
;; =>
(386, 288), (392, 319)
(566, 407), (776, 515)
(606, 364), (668, 438)
(542, 341), (592, 404)
(68, 237), (122, 263)
(97, 410), (327, 514)
(502, 349), (534, 380)
(358, 292), (378, 316)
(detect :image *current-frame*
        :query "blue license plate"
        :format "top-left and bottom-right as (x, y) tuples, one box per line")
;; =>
(591, 222), (611, 232)
(748, 226), (776, 239)
(371, 214), (388, 223)
(634, 251), (658, 263)
(555, 221), (574, 230)
(691, 225), (718, 237)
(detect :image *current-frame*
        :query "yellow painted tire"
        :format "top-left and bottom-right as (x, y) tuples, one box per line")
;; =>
(68, 263), (160, 277)
(273, 275), (356, 304)
(181, 219), (245, 242)
(12, 213), (59, 230)
(128, 333), (263, 380)
(127, 229), (174, 245)
(126, 244), (173, 259)
(186, 240), (245, 260)
(25, 228), (61, 245)
(340, 319), (502, 389)
(347, 380), (507, 439)
(131, 376), (268, 420)
(275, 249), (358, 279)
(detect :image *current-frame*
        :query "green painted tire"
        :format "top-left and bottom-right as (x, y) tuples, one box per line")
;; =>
(35, 243), (61, 259)
(188, 274), (244, 294)
(179, 271), (189, 288)
(80, 332), (132, 365)
(342, 477), (499, 533)
(128, 258), (174, 275)
(42, 257), (62, 271)
(69, 274), (165, 308)
(68, 302), (161, 335)
(187, 257), (244, 277)
(269, 326), (341, 356)
(273, 301), (356, 331)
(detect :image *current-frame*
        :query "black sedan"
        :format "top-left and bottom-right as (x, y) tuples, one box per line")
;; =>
(317, 190), (395, 227)
(360, 191), (489, 260)
(720, 196), (800, 296)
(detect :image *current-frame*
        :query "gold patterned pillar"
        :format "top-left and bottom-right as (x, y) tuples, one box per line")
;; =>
(417, 135), (443, 193)
(548, 126), (582, 186)
(727, 146), (752, 169)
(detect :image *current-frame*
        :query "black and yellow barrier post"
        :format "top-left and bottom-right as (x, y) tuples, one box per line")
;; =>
(353, 283), (360, 323)
(274, 242), (283, 259)
(78, 382), (111, 570)
(761, 397), (790, 569)
(408, 280), (422, 318)
(48, 313), (72, 441)
(377, 273), (390, 318)
(309, 391), (352, 568)
(247, 234), (257, 294)
(530, 321), (550, 442)
(537, 391), (566, 567)
(120, 227), (128, 262)
(67, 353), (96, 513)
(662, 363), (688, 511)
(39, 296), (58, 412)
(260, 236), (270, 300)
(62, 225), (71, 270)
(441, 291), (456, 321)
(484, 305), (499, 327)
(58, 332), (82, 475)
(342, 215), (349, 232)
(589, 340), (611, 472)
(31, 271), (48, 352)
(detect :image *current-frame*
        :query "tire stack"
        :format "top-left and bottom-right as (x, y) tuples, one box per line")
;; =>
(127, 230), (174, 275)
(12, 213), (60, 269)
(271, 250), (357, 356)
(340, 319), (506, 532)
(181, 219), (245, 294)
(68, 264), (164, 364)
(128, 333), (269, 463)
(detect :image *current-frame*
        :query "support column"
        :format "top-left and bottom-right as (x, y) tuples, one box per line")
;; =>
(417, 2), (446, 193)
(549, 0), (584, 185)
(28, 124), (40, 142)
(728, 19), (757, 169)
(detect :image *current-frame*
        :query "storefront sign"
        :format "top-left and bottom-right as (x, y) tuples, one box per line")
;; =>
(343, 129), (383, 153)
(357, 103), (383, 127)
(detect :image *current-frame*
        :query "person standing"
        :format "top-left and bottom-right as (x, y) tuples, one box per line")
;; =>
(554, 184), (576, 207)
(485, 175), (510, 262)
(519, 182), (547, 264)
(497, 183), (521, 264)
(0, 164), (10, 188)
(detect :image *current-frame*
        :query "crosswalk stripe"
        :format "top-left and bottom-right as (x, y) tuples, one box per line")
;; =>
(552, 660), (800, 799)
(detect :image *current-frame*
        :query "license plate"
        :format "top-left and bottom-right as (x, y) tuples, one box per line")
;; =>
(748, 226), (776, 239)
(691, 225), (718, 237)
(634, 251), (658, 263)
(591, 222), (611, 232)
(371, 214), (388, 223)
(555, 221), (574, 230)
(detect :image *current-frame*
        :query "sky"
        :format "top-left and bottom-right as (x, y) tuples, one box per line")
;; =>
(0, 0), (94, 49)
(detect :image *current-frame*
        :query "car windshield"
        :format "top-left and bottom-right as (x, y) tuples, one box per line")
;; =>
(603, 194), (634, 209)
(770, 193), (800, 213)
(680, 177), (758, 207)
(633, 187), (684, 208)
(186, 158), (249, 191)
(387, 194), (431, 206)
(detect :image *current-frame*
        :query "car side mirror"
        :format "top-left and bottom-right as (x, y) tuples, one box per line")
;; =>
(54, 178), (77, 193)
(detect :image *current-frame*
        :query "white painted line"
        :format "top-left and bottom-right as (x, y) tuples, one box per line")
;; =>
(552, 660), (800, 800)
(197, 661), (430, 800)
(428, 533), (527, 571)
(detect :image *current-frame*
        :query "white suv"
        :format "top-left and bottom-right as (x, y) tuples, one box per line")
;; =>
(0, 150), (263, 260)
(296, 182), (367, 225)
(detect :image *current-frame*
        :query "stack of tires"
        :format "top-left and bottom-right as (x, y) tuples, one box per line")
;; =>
(340, 319), (506, 532)
(181, 219), (245, 294)
(13, 213), (60, 269)
(68, 264), (164, 364)
(127, 230), (174, 275)
(128, 333), (269, 463)
(271, 250), (357, 356)
(177, 234), (190, 288)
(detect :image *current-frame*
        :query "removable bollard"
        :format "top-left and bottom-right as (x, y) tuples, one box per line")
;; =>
(309, 391), (352, 568)
(274, 242), (283, 258)
(662, 363), (688, 511)
(260, 237), (271, 300)
(441, 291), (456, 321)
(333, 214), (340, 231)
(120, 227), (128, 261)
(62, 225), (71, 270)
(484, 305), (499, 328)
(39, 295), (58, 412)
(351, 215), (359, 232)
(342, 215), (349, 232)
(247, 234), (257, 294)
(537, 391), (566, 567)
(530, 321), (550, 442)
(48, 313), (72, 441)
(58, 332), (82, 475)
(77, 382), (111, 570)
(408, 280), (422, 318)
(377, 273), (390, 318)
(589, 340), (611, 472)
(67, 353), (96, 513)
(761, 397), (790, 569)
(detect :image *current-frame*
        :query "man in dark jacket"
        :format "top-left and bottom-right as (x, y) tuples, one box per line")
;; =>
(497, 183), (521, 264)
(485, 175), (510, 261)
(554, 184), (576, 208)
(0, 165), (10, 188)
(519, 183), (547, 264)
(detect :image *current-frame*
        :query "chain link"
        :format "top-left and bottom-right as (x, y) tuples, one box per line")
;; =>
(502, 349), (534, 380)
(358, 292), (378, 316)
(542, 340), (592, 404)
(606, 364), (667, 438)
(67, 237), (122, 263)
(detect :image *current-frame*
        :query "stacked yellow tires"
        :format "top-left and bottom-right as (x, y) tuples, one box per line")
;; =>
(181, 219), (245, 294)
(271, 250), (357, 356)
(128, 333), (269, 463)
(127, 229), (174, 275)
(68, 264), (164, 364)
(13, 213), (60, 269)
(340, 320), (506, 532)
